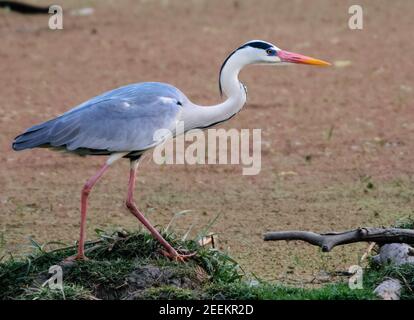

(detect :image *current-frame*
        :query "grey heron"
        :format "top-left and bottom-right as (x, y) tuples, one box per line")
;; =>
(12, 40), (330, 261)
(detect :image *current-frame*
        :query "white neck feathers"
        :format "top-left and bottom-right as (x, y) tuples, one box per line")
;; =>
(183, 50), (248, 130)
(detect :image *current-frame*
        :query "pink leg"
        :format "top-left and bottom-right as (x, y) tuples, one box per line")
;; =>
(126, 161), (194, 262)
(68, 163), (110, 260)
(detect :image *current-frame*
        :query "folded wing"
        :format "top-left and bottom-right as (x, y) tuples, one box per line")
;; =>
(12, 83), (184, 155)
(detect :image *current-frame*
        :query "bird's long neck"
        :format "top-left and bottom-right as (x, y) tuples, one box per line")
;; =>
(183, 51), (247, 130)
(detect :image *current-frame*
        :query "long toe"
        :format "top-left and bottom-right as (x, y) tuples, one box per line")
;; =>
(175, 252), (197, 262)
(160, 249), (196, 262)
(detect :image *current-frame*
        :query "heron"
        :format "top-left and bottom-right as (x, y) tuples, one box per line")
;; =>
(12, 40), (330, 262)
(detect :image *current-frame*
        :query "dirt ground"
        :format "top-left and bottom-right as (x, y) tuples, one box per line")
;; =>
(1, 0), (413, 284)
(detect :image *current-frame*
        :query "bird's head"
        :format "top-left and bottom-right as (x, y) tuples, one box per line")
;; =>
(234, 40), (331, 66)
(219, 40), (330, 96)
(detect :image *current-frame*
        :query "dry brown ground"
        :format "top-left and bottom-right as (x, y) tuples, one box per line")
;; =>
(1, 0), (414, 284)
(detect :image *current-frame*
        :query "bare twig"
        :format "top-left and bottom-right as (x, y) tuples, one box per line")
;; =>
(360, 242), (376, 264)
(263, 228), (414, 252)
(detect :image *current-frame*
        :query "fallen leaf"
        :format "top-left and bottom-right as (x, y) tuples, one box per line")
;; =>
(334, 60), (352, 68)
(278, 171), (298, 176)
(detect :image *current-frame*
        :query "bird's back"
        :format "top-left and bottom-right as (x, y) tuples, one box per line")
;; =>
(12, 82), (187, 156)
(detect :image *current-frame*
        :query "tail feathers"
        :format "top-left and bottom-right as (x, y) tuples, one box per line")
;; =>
(12, 121), (54, 151)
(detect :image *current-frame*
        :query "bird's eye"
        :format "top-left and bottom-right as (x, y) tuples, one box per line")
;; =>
(266, 49), (273, 55)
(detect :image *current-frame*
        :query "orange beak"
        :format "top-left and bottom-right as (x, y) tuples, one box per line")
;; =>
(278, 50), (331, 66)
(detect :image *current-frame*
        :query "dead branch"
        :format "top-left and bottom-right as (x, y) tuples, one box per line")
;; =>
(263, 227), (414, 252)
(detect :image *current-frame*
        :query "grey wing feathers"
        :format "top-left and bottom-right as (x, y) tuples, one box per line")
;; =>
(12, 82), (185, 154)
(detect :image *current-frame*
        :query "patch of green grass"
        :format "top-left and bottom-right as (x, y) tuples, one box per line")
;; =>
(364, 263), (414, 300)
(194, 248), (242, 284)
(204, 281), (376, 300)
(63, 259), (134, 299)
(394, 216), (414, 230)
(16, 283), (94, 300)
(141, 286), (197, 300)
(1, 227), (412, 300)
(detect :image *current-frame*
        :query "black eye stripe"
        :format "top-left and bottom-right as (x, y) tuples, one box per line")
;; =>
(241, 41), (272, 50)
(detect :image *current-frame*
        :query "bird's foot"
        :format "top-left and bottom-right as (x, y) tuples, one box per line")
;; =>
(63, 254), (89, 263)
(160, 249), (196, 262)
